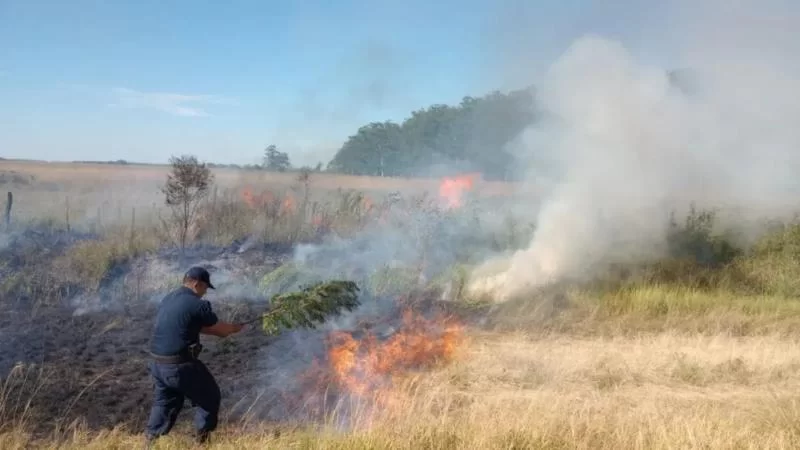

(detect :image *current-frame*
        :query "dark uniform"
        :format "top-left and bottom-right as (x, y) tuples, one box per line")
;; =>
(144, 268), (221, 443)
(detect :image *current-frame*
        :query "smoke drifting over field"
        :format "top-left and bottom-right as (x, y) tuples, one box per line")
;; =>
(469, 1), (800, 300)
(247, 196), (505, 423)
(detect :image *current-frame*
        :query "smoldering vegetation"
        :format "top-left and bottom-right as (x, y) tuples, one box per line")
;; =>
(2, 161), (791, 436)
(0, 174), (533, 434)
(470, 4), (800, 299)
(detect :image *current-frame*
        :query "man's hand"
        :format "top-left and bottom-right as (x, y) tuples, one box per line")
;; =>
(201, 321), (245, 337)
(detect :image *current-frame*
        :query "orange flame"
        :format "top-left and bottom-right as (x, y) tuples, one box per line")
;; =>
(438, 173), (479, 209)
(362, 196), (374, 213)
(282, 194), (296, 213)
(241, 187), (260, 208)
(240, 186), (300, 215)
(240, 186), (276, 209)
(312, 309), (464, 409)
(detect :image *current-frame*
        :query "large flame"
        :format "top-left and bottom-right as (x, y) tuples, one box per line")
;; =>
(297, 307), (464, 418)
(327, 309), (462, 398)
(438, 173), (479, 209)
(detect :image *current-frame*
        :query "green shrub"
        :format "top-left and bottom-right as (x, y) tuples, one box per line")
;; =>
(665, 205), (742, 267)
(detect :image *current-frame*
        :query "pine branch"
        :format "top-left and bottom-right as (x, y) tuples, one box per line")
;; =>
(259, 280), (361, 336)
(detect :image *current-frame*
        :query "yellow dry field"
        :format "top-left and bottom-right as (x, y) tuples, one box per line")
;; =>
(3, 330), (800, 449)
(3, 160), (797, 449)
(0, 160), (517, 193)
(0, 160), (517, 225)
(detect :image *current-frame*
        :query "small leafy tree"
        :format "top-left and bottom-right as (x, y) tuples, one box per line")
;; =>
(263, 144), (291, 172)
(161, 154), (214, 252)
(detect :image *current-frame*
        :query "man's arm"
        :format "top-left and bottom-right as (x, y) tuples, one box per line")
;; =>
(196, 300), (244, 337)
(201, 321), (244, 337)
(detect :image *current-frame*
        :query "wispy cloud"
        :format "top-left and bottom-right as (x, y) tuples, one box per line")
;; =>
(109, 87), (234, 117)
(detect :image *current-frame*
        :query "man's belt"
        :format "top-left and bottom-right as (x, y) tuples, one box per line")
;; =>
(150, 343), (203, 364)
(149, 352), (192, 364)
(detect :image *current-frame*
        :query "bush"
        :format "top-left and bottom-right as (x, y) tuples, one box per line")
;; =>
(665, 205), (742, 267)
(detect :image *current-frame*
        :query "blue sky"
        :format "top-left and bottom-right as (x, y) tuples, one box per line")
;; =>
(0, 0), (678, 166)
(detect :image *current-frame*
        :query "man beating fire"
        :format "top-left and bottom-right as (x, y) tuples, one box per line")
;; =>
(143, 266), (245, 447)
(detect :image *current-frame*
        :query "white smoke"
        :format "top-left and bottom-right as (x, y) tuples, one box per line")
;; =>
(469, 3), (800, 300)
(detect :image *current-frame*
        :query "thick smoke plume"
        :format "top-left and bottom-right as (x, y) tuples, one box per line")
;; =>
(469, 5), (800, 300)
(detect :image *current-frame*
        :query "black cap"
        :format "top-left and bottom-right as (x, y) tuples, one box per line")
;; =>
(184, 266), (215, 289)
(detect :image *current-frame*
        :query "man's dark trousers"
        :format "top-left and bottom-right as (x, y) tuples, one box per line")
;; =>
(145, 359), (221, 441)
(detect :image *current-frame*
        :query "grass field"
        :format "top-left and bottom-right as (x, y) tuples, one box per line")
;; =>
(0, 160), (518, 195)
(0, 160), (519, 232)
(3, 160), (800, 449)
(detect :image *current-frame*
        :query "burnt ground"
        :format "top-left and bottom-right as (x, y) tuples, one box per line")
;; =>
(0, 230), (297, 436)
(0, 288), (469, 437)
(0, 299), (272, 435)
(0, 228), (478, 437)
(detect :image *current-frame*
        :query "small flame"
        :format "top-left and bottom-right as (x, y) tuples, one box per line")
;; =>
(438, 173), (479, 209)
(241, 186), (274, 209)
(362, 196), (374, 213)
(282, 194), (296, 213)
(240, 186), (299, 215)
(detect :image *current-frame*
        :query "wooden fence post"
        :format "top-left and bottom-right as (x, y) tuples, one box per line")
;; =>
(4, 191), (12, 230)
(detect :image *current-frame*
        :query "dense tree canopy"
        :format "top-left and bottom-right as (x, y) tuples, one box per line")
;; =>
(327, 88), (537, 181)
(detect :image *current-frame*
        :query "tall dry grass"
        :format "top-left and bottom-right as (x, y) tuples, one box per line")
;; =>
(3, 332), (800, 449)
(5, 162), (800, 448)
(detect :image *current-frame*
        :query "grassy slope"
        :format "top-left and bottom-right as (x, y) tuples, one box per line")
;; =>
(4, 163), (800, 448)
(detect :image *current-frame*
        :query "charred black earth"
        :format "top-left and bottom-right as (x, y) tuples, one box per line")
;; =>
(0, 299), (273, 435)
(0, 228), (296, 435)
(0, 227), (473, 436)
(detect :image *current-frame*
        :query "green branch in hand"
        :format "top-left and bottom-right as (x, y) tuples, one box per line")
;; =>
(260, 280), (361, 336)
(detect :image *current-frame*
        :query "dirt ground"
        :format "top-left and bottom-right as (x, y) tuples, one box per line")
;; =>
(0, 228), (293, 435)
(0, 292), (279, 434)
(0, 214), (478, 437)
(0, 260), (467, 437)
(0, 293), (467, 436)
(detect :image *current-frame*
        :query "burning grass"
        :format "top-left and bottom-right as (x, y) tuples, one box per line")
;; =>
(8, 163), (800, 448)
(298, 308), (465, 421)
(5, 331), (800, 449)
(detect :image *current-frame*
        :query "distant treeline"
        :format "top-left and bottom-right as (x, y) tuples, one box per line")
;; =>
(327, 88), (537, 181)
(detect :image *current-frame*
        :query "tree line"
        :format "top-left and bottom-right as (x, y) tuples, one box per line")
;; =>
(326, 88), (537, 181)
(243, 86), (536, 181)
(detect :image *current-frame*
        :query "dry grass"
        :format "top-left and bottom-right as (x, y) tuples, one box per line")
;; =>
(0, 160), (517, 195)
(0, 160), (515, 241)
(4, 331), (800, 449)
(6, 161), (800, 448)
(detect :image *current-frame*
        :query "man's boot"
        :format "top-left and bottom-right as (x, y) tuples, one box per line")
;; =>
(195, 430), (211, 445)
(142, 434), (156, 450)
